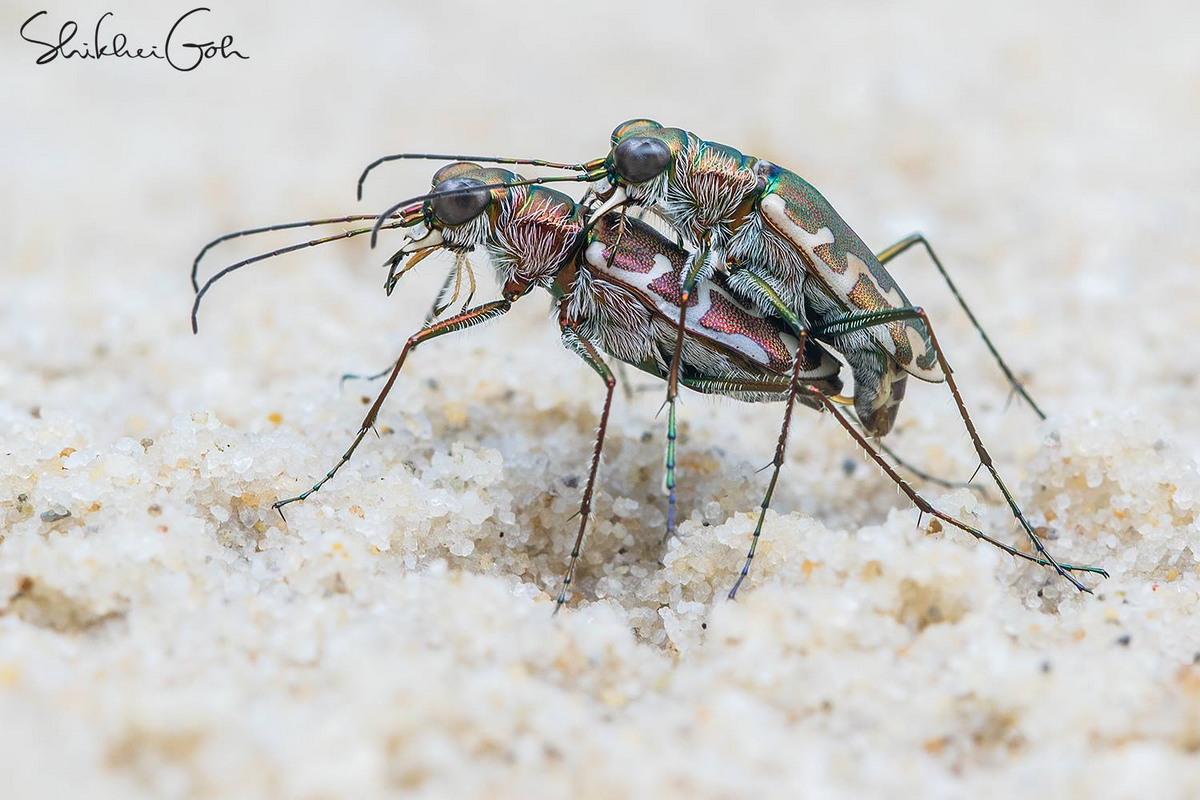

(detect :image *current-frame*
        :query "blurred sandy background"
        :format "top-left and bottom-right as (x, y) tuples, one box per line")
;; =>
(3, 1), (1200, 798)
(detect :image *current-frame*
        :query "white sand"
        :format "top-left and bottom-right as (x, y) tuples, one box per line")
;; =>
(3, 1), (1199, 797)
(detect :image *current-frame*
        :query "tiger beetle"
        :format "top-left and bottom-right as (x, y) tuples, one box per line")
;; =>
(355, 122), (1108, 597)
(193, 160), (1107, 608)
(579, 120), (1109, 595)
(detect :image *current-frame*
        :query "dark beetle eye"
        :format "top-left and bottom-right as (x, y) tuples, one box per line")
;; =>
(613, 137), (670, 184)
(430, 177), (491, 226)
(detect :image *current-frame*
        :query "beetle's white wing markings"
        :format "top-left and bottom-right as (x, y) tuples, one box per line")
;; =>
(584, 240), (836, 380)
(905, 327), (936, 375)
(590, 246), (777, 368)
(844, 251), (905, 308)
(759, 193), (944, 383)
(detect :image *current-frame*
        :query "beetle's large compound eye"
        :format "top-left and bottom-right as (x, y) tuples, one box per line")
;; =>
(612, 137), (670, 184)
(430, 177), (491, 226)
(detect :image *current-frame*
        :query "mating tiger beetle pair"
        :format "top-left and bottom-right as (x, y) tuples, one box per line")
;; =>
(191, 120), (1108, 610)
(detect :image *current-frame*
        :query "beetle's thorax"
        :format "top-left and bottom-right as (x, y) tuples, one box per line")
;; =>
(654, 134), (759, 247)
(486, 187), (583, 290)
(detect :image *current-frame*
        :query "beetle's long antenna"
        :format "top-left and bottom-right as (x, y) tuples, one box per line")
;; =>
(368, 173), (599, 248)
(191, 219), (410, 334)
(357, 153), (594, 200)
(192, 214), (391, 292)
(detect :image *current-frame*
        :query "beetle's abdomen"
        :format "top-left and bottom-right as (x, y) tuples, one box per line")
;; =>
(572, 214), (842, 401)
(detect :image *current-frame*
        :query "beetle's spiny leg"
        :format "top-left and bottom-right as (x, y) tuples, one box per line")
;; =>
(273, 425), (375, 512)
(678, 374), (1104, 578)
(273, 299), (513, 511)
(729, 326), (810, 599)
(554, 318), (617, 612)
(665, 401), (678, 538)
(812, 389), (1106, 577)
(913, 307), (1101, 591)
(876, 436), (990, 496)
(811, 305), (1106, 587)
(662, 246), (715, 537)
(840, 408), (992, 497)
(876, 233), (1045, 420)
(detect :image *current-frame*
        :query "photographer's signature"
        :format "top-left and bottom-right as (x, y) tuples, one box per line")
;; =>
(19, 8), (248, 71)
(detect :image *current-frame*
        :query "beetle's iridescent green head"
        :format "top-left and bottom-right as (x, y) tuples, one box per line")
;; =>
(422, 162), (514, 241)
(605, 119), (688, 193)
(376, 162), (513, 294)
(381, 162), (584, 298)
(588, 119), (688, 219)
(609, 118), (662, 145)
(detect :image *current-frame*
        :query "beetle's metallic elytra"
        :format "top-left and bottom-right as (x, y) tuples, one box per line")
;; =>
(193, 154), (1107, 608)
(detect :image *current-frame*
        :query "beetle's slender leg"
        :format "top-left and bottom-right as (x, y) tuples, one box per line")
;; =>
(717, 272), (989, 592)
(870, 433), (988, 495)
(809, 389), (1105, 579)
(713, 270), (809, 596)
(729, 324), (810, 599)
(875, 233), (1044, 420)
(604, 209), (628, 270)
(339, 360), (396, 389)
(611, 360), (635, 402)
(664, 401), (679, 536)
(728, 263), (967, 503)
(813, 306), (1105, 591)
(726, 265), (982, 490)
(554, 315), (617, 612)
(663, 245), (717, 537)
(274, 299), (513, 512)
(680, 374), (1105, 581)
(340, 263), (473, 388)
(429, 261), (464, 321)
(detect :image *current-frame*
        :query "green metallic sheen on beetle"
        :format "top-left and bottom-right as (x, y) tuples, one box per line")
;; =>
(591, 119), (944, 437)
